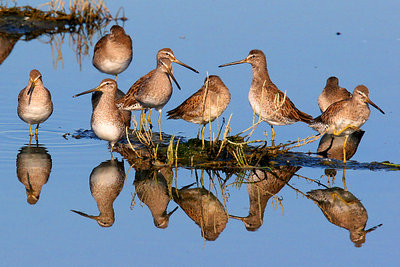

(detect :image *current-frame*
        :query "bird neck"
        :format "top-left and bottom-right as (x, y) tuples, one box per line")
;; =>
(95, 92), (118, 112)
(251, 63), (271, 85)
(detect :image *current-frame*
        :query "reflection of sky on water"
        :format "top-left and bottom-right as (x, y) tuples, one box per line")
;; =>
(1, 1), (399, 266)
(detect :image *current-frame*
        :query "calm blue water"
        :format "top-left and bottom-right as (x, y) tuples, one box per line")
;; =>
(1, 1), (399, 266)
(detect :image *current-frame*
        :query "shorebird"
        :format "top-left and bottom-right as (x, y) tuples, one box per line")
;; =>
(318, 76), (351, 112)
(92, 88), (131, 128)
(308, 187), (382, 247)
(219, 49), (313, 141)
(92, 25), (133, 80)
(167, 75), (231, 143)
(71, 159), (125, 227)
(73, 79), (125, 158)
(310, 85), (384, 162)
(116, 48), (199, 136)
(17, 69), (53, 136)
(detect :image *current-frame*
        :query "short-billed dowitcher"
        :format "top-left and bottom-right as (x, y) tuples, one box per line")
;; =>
(310, 85), (384, 162)
(116, 48), (199, 136)
(73, 79), (125, 158)
(17, 69), (53, 136)
(92, 88), (131, 128)
(310, 85), (384, 135)
(92, 25), (132, 79)
(167, 75), (231, 141)
(219, 49), (313, 141)
(71, 159), (125, 227)
(318, 76), (351, 112)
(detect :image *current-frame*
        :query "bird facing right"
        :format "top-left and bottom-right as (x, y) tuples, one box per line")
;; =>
(115, 48), (199, 139)
(310, 85), (385, 136)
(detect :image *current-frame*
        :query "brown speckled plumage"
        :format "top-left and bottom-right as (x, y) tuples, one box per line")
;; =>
(318, 76), (351, 112)
(219, 49), (313, 126)
(167, 75), (231, 125)
(17, 69), (53, 135)
(310, 85), (384, 135)
(74, 79), (125, 157)
(92, 25), (132, 76)
(116, 48), (198, 111)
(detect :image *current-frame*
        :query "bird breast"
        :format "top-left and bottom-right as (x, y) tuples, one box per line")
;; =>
(18, 88), (53, 124)
(135, 72), (172, 110)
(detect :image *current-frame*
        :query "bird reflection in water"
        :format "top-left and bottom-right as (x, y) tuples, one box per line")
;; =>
(0, 32), (20, 65)
(133, 166), (178, 229)
(71, 159), (125, 227)
(171, 183), (228, 241)
(16, 142), (52, 205)
(230, 166), (300, 231)
(317, 130), (365, 162)
(307, 187), (382, 247)
(317, 131), (364, 190)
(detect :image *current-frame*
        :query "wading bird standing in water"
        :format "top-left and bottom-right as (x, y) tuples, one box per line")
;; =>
(18, 69), (53, 137)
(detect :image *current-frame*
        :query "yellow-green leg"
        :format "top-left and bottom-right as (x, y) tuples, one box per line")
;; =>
(29, 124), (33, 136)
(270, 125), (276, 145)
(114, 75), (118, 81)
(139, 110), (143, 130)
(110, 143), (115, 160)
(35, 124), (39, 135)
(147, 109), (153, 130)
(158, 110), (162, 141)
(333, 124), (361, 136)
(201, 124), (206, 149)
(333, 125), (360, 163)
(342, 135), (349, 164)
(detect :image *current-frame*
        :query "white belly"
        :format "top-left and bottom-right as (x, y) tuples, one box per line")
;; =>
(18, 104), (52, 125)
(92, 122), (123, 144)
(98, 59), (130, 75)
